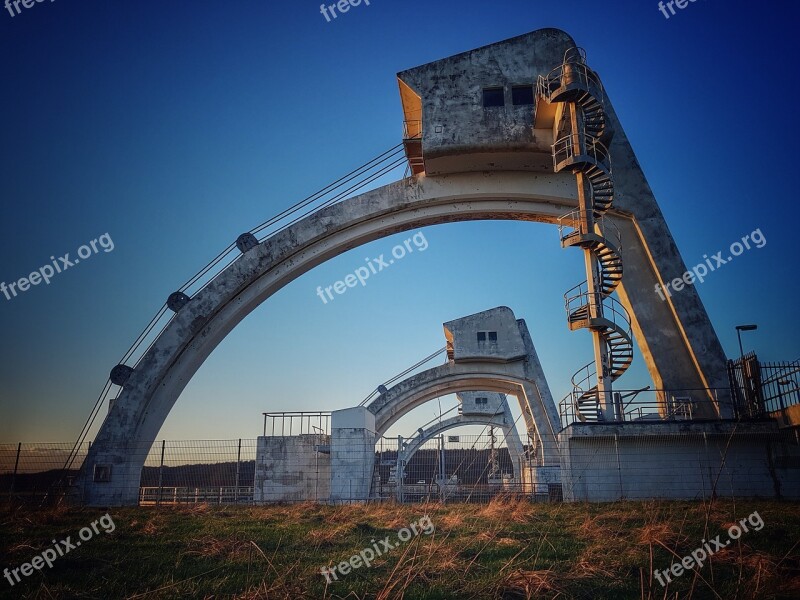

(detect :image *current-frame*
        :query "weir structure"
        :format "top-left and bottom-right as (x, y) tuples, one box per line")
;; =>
(254, 306), (559, 503)
(74, 29), (741, 506)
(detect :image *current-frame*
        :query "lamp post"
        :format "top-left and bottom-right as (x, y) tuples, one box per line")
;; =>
(735, 324), (758, 360)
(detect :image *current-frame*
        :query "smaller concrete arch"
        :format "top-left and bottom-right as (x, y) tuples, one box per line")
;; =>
(366, 307), (560, 465)
(392, 392), (526, 500)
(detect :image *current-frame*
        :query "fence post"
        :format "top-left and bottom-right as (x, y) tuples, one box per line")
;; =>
(157, 440), (165, 506)
(614, 434), (623, 500)
(234, 439), (241, 503)
(10, 442), (21, 501)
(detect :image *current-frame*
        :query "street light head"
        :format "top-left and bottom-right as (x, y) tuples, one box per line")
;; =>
(736, 324), (758, 331)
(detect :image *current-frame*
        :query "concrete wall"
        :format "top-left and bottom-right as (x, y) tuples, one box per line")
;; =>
(459, 391), (507, 416)
(254, 435), (330, 503)
(330, 407), (376, 502)
(444, 307), (527, 363)
(560, 422), (800, 502)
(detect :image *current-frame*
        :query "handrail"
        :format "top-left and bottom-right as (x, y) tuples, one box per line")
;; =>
(558, 388), (732, 427)
(360, 347), (447, 406)
(557, 210), (621, 249)
(565, 292), (632, 335)
(538, 59), (604, 101)
(563, 46), (587, 65)
(553, 133), (611, 171)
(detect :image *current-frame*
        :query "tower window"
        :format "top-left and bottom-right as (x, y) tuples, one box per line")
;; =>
(93, 464), (112, 483)
(477, 332), (486, 342)
(488, 332), (498, 342)
(476, 397), (488, 406)
(512, 85), (534, 106)
(482, 87), (504, 108)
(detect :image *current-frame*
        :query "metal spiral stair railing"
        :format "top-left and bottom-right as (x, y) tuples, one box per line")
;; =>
(565, 291), (634, 421)
(558, 211), (623, 297)
(537, 48), (633, 422)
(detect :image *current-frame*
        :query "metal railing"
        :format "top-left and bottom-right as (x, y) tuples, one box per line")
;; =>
(553, 133), (611, 172)
(540, 61), (604, 97)
(61, 145), (409, 477)
(360, 347), (447, 406)
(557, 209), (621, 249)
(564, 287), (632, 333)
(558, 388), (733, 427)
(139, 486), (254, 505)
(262, 412), (331, 437)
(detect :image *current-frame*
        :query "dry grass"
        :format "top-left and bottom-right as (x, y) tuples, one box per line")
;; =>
(0, 499), (797, 599)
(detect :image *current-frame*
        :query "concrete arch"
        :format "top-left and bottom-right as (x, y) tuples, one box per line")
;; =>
(394, 412), (525, 501)
(399, 413), (519, 466)
(81, 172), (578, 505)
(369, 365), (530, 436)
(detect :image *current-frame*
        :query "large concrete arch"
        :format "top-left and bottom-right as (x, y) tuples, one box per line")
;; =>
(80, 175), (578, 505)
(79, 28), (733, 506)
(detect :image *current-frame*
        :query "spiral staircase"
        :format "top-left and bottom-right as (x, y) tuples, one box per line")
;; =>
(537, 48), (634, 422)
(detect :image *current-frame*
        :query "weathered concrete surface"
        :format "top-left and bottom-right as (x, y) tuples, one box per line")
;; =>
(254, 435), (330, 503)
(444, 307), (527, 363)
(399, 27), (731, 417)
(559, 421), (800, 501)
(398, 28), (577, 175)
(330, 408), (376, 502)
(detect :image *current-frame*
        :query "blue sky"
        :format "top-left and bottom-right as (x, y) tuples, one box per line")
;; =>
(0, 0), (798, 443)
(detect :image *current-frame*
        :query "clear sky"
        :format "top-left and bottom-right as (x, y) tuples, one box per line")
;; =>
(1, 0), (798, 444)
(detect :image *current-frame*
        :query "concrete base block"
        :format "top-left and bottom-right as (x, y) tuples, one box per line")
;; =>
(559, 421), (800, 502)
(254, 435), (330, 503)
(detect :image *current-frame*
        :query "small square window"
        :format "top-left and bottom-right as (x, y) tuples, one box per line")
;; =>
(482, 87), (504, 108)
(512, 85), (534, 106)
(488, 332), (498, 342)
(477, 332), (487, 342)
(476, 397), (488, 405)
(93, 464), (112, 483)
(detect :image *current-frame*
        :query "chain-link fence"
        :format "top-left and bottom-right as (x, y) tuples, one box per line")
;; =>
(3, 426), (798, 506)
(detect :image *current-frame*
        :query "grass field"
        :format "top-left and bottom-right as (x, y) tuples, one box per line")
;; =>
(1, 499), (798, 599)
